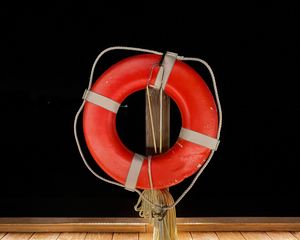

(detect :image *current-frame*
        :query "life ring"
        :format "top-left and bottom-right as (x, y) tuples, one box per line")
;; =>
(82, 53), (219, 190)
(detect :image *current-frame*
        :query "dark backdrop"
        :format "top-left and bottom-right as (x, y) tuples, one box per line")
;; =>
(0, 2), (299, 217)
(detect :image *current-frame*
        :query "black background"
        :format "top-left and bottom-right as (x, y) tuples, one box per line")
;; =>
(0, 2), (299, 217)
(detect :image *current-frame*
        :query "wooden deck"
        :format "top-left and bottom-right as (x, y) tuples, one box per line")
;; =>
(1, 232), (300, 240)
(1, 218), (300, 232)
(1, 218), (300, 239)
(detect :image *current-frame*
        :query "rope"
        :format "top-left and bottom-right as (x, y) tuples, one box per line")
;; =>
(159, 87), (163, 153)
(74, 46), (163, 209)
(163, 56), (223, 210)
(73, 46), (223, 211)
(148, 156), (154, 190)
(146, 86), (158, 154)
(146, 62), (160, 154)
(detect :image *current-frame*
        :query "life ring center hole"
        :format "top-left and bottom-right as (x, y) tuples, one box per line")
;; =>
(116, 89), (182, 156)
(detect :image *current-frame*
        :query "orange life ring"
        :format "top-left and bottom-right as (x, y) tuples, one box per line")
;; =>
(82, 53), (218, 189)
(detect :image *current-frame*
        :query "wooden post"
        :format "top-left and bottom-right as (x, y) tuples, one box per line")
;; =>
(145, 88), (170, 155)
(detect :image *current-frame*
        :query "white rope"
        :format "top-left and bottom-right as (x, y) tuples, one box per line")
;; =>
(146, 63), (160, 153)
(74, 46), (164, 209)
(162, 56), (223, 210)
(148, 156), (154, 190)
(87, 46), (162, 90)
(146, 86), (158, 153)
(73, 46), (222, 211)
(159, 87), (163, 153)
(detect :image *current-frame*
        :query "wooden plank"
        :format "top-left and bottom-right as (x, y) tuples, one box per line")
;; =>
(242, 232), (271, 240)
(145, 72), (175, 239)
(56, 233), (86, 240)
(178, 232), (192, 240)
(293, 232), (300, 240)
(30, 233), (60, 240)
(267, 232), (298, 240)
(1, 218), (300, 232)
(217, 232), (245, 240)
(0, 234), (7, 239)
(145, 87), (170, 154)
(191, 232), (219, 240)
(85, 233), (112, 240)
(1, 233), (33, 240)
(138, 233), (152, 240)
(112, 233), (138, 240)
(0, 218), (146, 232)
(176, 218), (300, 232)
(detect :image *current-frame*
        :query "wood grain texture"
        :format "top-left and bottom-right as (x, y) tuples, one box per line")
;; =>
(1, 232), (300, 240)
(217, 232), (245, 240)
(267, 232), (298, 240)
(176, 217), (300, 232)
(30, 233), (60, 240)
(191, 232), (219, 240)
(145, 87), (170, 154)
(56, 233), (86, 240)
(293, 232), (300, 240)
(0, 234), (7, 239)
(112, 233), (138, 240)
(0, 218), (145, 232)
(242, 232), (271, 240)
(138, 233), (152, 240)
(177, 232), (192, 240)
(1, 233), (33, 240)
(1, 218), (300, 232)
(85, 233), (112, 240)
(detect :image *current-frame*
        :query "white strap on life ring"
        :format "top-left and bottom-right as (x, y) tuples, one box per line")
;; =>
(179, 128), (220, 151)
(125, 153), (145, 191)
(82, 89), (120, 113)
(152, 51), (178, 90)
